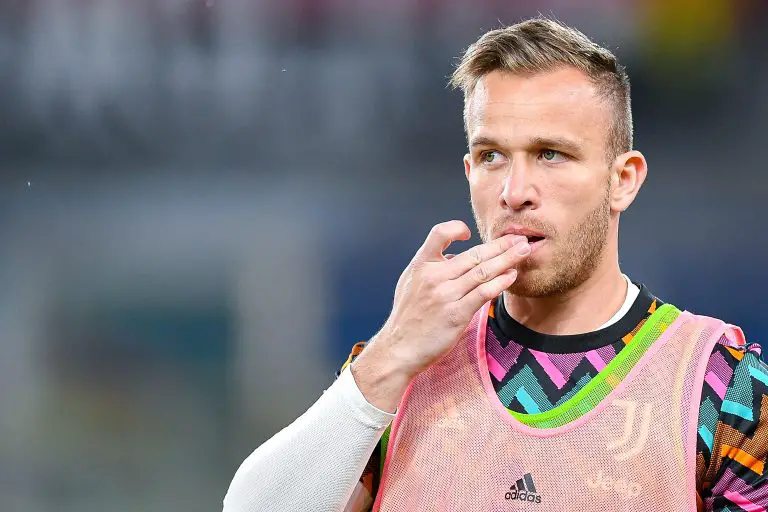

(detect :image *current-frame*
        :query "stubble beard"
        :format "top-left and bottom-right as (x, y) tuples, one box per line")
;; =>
(473, 187), (611, 298)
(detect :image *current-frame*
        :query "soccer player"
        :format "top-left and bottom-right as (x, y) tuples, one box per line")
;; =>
(223, 18), (768, 511)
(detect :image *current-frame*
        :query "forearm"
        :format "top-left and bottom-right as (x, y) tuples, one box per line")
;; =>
(223, 367), (395, 512)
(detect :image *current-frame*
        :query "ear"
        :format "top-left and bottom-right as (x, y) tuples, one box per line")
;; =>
(610, 150), (647, 212)
(463, 153), (472, 181)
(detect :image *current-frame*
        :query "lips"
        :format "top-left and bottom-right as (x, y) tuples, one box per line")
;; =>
(499, 225), (546, 242)
(498, 225), (547, 253)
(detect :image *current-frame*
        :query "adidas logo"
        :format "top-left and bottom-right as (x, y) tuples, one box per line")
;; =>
(505, 473), (542, 504)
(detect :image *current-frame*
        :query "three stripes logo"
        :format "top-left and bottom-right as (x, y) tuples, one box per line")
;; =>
(505, 473), (542, 504)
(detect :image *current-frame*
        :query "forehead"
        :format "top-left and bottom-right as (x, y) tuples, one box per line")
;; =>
(466, 68), (610, 151)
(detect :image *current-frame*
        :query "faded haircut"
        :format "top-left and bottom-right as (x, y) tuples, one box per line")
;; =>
(450, 18), (633, 161)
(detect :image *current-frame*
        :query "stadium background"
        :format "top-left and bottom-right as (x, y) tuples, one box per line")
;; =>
(0, 1), (765, 510)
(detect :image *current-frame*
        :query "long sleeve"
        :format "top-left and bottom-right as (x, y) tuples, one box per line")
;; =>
(696, 337), (768, 510)
(223, 365), (395, 512)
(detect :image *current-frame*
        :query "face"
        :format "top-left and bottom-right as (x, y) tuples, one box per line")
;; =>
(465, 67), (627, 297)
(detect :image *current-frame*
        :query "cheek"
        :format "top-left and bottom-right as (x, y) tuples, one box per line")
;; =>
(553, 188), (585, 219)
(551, 171), (596, 203)
(547, 178), (599, 234)
(468, 173), (499, 212)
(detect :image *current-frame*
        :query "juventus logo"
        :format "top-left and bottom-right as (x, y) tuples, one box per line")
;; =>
(606, 400), (652, 461)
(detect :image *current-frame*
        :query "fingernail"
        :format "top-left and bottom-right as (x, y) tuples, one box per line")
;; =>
(517, 242), (531, 255)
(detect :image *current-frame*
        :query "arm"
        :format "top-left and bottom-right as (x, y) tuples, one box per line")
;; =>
(697, 338), (768, 511)
(222, 365), (395, 512)
(224, 221), (530, 511)
(339, 343), (385, 512)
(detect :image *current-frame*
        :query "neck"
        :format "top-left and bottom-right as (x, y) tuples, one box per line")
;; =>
(502, 257), (627, 336)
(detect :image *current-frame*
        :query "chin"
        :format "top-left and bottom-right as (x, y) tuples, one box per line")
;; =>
(507, 267), (573, 298)
(507, 269), (550, 298)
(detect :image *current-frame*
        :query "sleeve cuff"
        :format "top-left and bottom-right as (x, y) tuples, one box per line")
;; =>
(335, 365), (397, 429)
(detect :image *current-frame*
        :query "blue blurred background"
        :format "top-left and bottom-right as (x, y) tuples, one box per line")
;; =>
(0, 1), (766, 510)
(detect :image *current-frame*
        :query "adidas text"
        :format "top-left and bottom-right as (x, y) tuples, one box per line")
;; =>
(504, 489), (542, 504)
(505, 473), (542, 504)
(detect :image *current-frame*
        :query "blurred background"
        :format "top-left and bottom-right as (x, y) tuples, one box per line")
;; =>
(0, 0), (766, 510)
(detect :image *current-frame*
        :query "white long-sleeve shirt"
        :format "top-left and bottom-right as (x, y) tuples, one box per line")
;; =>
(223, 366), (395, 512)
(224, 276), (638, 512)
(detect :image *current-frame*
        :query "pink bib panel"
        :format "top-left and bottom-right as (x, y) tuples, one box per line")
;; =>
(373, 303), (742, 512)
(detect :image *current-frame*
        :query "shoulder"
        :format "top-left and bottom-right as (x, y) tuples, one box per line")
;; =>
(704, 326), (764, 390)
(701, 326), (766, 437)
(676, 310), (761, 370)
(707, 327), (763, 372)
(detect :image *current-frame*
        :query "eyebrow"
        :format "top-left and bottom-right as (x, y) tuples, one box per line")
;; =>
(469, 135), (584, 156)
(469, 135), (502, 149)
(529, 136), (583, 156)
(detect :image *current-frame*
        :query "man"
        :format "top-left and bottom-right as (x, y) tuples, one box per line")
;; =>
(224, 18), (767, 511)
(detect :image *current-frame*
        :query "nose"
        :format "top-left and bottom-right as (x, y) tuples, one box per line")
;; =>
(501, 158), (538, 211)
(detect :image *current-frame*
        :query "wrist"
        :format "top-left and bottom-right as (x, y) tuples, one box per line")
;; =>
(350, 340), (414, 414)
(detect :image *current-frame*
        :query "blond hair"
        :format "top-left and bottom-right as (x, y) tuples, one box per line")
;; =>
(450, 18), (632, 160)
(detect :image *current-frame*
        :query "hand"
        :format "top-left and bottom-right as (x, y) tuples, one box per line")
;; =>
(351, 220), (530, 412)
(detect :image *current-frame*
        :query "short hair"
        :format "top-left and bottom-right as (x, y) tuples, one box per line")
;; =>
(450, 18), (633, 161)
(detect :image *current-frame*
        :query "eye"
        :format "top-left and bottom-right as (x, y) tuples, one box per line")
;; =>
(480, 150), (505, 165)
(539, 149), (567, 163)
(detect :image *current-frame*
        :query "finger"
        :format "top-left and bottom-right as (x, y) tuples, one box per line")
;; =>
(444, 234), (526, 279)
(456, 267), (520, 315)
(451, 238), (530, 298)
(416, 221), (471, 262)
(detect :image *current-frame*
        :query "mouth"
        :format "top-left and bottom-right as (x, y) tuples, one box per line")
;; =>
(524, 236), (546, 254)
(524, 235), (545, 244)
(499, 224), (547, 254)
(497, 225), (547, 253)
